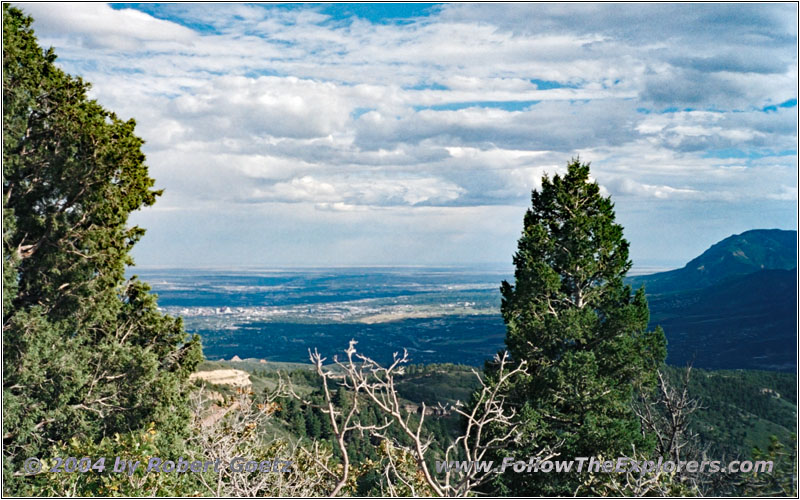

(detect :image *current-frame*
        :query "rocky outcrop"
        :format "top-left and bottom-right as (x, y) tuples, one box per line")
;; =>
(190, 369), (251, 388)
(401, 402), (450, 417)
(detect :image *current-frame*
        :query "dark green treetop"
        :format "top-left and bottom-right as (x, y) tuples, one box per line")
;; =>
(2, 5), (202, 494)
(489, 158), (666, 495)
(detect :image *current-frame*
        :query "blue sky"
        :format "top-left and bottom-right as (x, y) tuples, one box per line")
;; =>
(17, 2), (797, 268)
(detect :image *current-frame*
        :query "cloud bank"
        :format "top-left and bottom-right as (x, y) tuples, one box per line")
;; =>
(17, 2), (797, 266)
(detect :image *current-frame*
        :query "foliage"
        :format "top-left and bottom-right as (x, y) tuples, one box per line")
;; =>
(12, 424), (203, 497)
(295, 343), (549, 496)
(396, 363), (481, 407)
(2, 5), (202, 494)
(488, 158), (667, 495)
(743, 434), (797, 496)
(186, 386), (338, 496)
(272, 368), (459, 494)
(270, 364), (462, 463)
(575, 451), (700, 497)
(661, 365), (796, 459)
(263, 357), (798, 496)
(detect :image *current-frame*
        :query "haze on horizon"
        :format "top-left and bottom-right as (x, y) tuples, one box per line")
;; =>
(17, 2), (798, 268)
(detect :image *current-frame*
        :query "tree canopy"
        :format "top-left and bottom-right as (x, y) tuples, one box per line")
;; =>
(488, 158), (667, 495)
(2, 5), (201, 493)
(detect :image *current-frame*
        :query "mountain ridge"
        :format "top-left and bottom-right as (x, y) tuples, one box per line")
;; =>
(629, 228), (797, 371)
(628, 228), (796, 295)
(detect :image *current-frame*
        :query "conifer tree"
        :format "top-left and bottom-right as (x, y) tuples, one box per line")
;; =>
(2, 5), (202, 493)
(490, 158), (666, 495)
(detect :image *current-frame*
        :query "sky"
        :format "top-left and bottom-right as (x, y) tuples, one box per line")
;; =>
(15, 2), (798, 269)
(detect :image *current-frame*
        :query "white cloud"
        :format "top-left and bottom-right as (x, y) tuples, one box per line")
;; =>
(18, 3), (196, 49)
(250, 175), (465, 207)
(604, 178), (701, 200)
(14, 2), (796, 265)
(168, 76), (353, 140)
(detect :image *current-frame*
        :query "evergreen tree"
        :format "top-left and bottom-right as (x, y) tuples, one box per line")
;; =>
(490, 159), (666, 495)
(291, 413), (308, 438)
(306, 412), (323, 438)
(2, 5), (202, 493)
(333, 386), (350, 412)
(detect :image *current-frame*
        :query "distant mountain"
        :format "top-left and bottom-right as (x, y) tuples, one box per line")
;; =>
(628, 229), (796, 295)
(626, 229), (797, 371)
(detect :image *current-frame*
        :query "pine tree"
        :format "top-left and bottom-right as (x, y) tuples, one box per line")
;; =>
(306, 412), (323, 438)
(291, 413), (308, 438)
(490, 158), (666, 495)
(2, 5), (202, 493)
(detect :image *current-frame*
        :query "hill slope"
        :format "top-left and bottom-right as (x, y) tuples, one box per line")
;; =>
(626, 229), (796, 371)
(650, 269), (796, 371)
(661, 365), (797, 459)
(629, 229), (796, 294)
(222, 360), (796, 463)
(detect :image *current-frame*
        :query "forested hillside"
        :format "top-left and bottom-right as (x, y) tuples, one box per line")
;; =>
(650, 269), (796, 370)
(206, 358), (797, 496)
(630, 230), (797, 371)
(205, 358), (797, 463)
